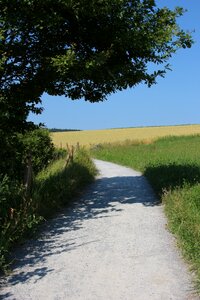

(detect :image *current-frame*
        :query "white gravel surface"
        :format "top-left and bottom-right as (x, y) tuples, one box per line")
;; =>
(0, 159), (199, 300)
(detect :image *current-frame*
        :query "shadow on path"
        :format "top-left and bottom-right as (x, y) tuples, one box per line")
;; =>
(0, 174), (159, 294)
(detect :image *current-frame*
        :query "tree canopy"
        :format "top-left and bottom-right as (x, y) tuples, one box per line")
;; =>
(0, 0), (193, 130)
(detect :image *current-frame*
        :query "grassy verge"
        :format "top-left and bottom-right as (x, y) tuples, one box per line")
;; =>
(91, 135), (200, 292)
(34, 148), (97, 218)
(0, 148), (97, 272)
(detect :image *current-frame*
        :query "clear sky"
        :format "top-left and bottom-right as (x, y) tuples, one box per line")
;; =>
(28, 0), (200, 130)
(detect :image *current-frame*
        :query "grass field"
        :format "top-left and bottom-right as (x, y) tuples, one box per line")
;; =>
(51, 124), (200, 148)
(91, 135), (200, 292)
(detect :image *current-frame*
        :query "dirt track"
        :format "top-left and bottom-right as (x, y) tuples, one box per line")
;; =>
(0, 159), (199, 300)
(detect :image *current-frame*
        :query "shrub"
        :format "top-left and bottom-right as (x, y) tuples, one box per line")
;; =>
(0, 127), (55, 180)
(19, 128), (55, 175)
(0, 128), (55, 271)
(0, 131), (23, 178)
(0, 175), (42, 272)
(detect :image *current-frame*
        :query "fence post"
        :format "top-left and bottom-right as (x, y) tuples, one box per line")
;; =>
(23, 153), (33, 197)
(65, 144), (74, 167)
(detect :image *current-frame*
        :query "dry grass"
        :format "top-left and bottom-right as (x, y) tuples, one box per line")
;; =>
(51, 124), (200, 148)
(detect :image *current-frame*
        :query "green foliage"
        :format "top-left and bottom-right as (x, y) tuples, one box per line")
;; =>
(52, 147), (67, 160)
(34, 148), (97, 218)
(92, 135), (200, 291)
(163, 185), (200, 292)
(0, 1), (193, 129)
(0, 175), (42, 272)
(0, 127), (55, 180)
(0, 175), (23, 225)
(0, 130), (22, 178)
(0, 127), (55, 271)
(19, 128), (55, 174)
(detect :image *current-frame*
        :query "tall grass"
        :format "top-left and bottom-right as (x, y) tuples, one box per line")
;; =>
(92, 135), (200, 292)
(34, 148), (97, 218)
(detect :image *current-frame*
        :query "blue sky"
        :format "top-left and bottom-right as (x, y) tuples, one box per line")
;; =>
(29, 0), (200, 130)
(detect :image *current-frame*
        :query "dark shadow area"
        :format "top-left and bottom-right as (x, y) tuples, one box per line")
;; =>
(0, 292), (13, 300)
(0, 174), (159, 289)
(144, 163), (200, 196)
(8, 267), (54, 285)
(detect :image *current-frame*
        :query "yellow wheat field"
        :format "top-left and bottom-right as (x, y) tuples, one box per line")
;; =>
(51, 125), (200, 148)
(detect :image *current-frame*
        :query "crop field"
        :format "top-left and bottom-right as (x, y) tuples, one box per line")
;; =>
(51, 125), (200, 148)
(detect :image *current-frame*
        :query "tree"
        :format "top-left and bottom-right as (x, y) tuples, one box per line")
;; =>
(0, 0), (193, 130)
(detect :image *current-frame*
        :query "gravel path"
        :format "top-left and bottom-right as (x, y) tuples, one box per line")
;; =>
(0, 159), (199, 300)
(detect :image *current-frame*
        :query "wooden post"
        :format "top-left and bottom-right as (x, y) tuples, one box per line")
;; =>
(65, 144), (74, 167)
(23, 153), (33, 197)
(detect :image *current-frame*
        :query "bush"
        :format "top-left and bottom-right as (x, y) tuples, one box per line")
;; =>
(19, 128), (55, 175)
(0, 131), (23, 178)
(0, 127), (55, 180)
(0, 128), (55, 271)
(0, 175), (42, 272)
(0, 175), (23, 225)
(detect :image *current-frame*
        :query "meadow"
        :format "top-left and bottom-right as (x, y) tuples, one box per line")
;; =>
(91, 135), (200, 292)
(52, 124), (200, 147)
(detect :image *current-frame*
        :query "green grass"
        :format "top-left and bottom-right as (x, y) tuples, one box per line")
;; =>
(92, 135), (200, 292)
(163, 184), (200, 289)
(34, 147), (97, 218)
